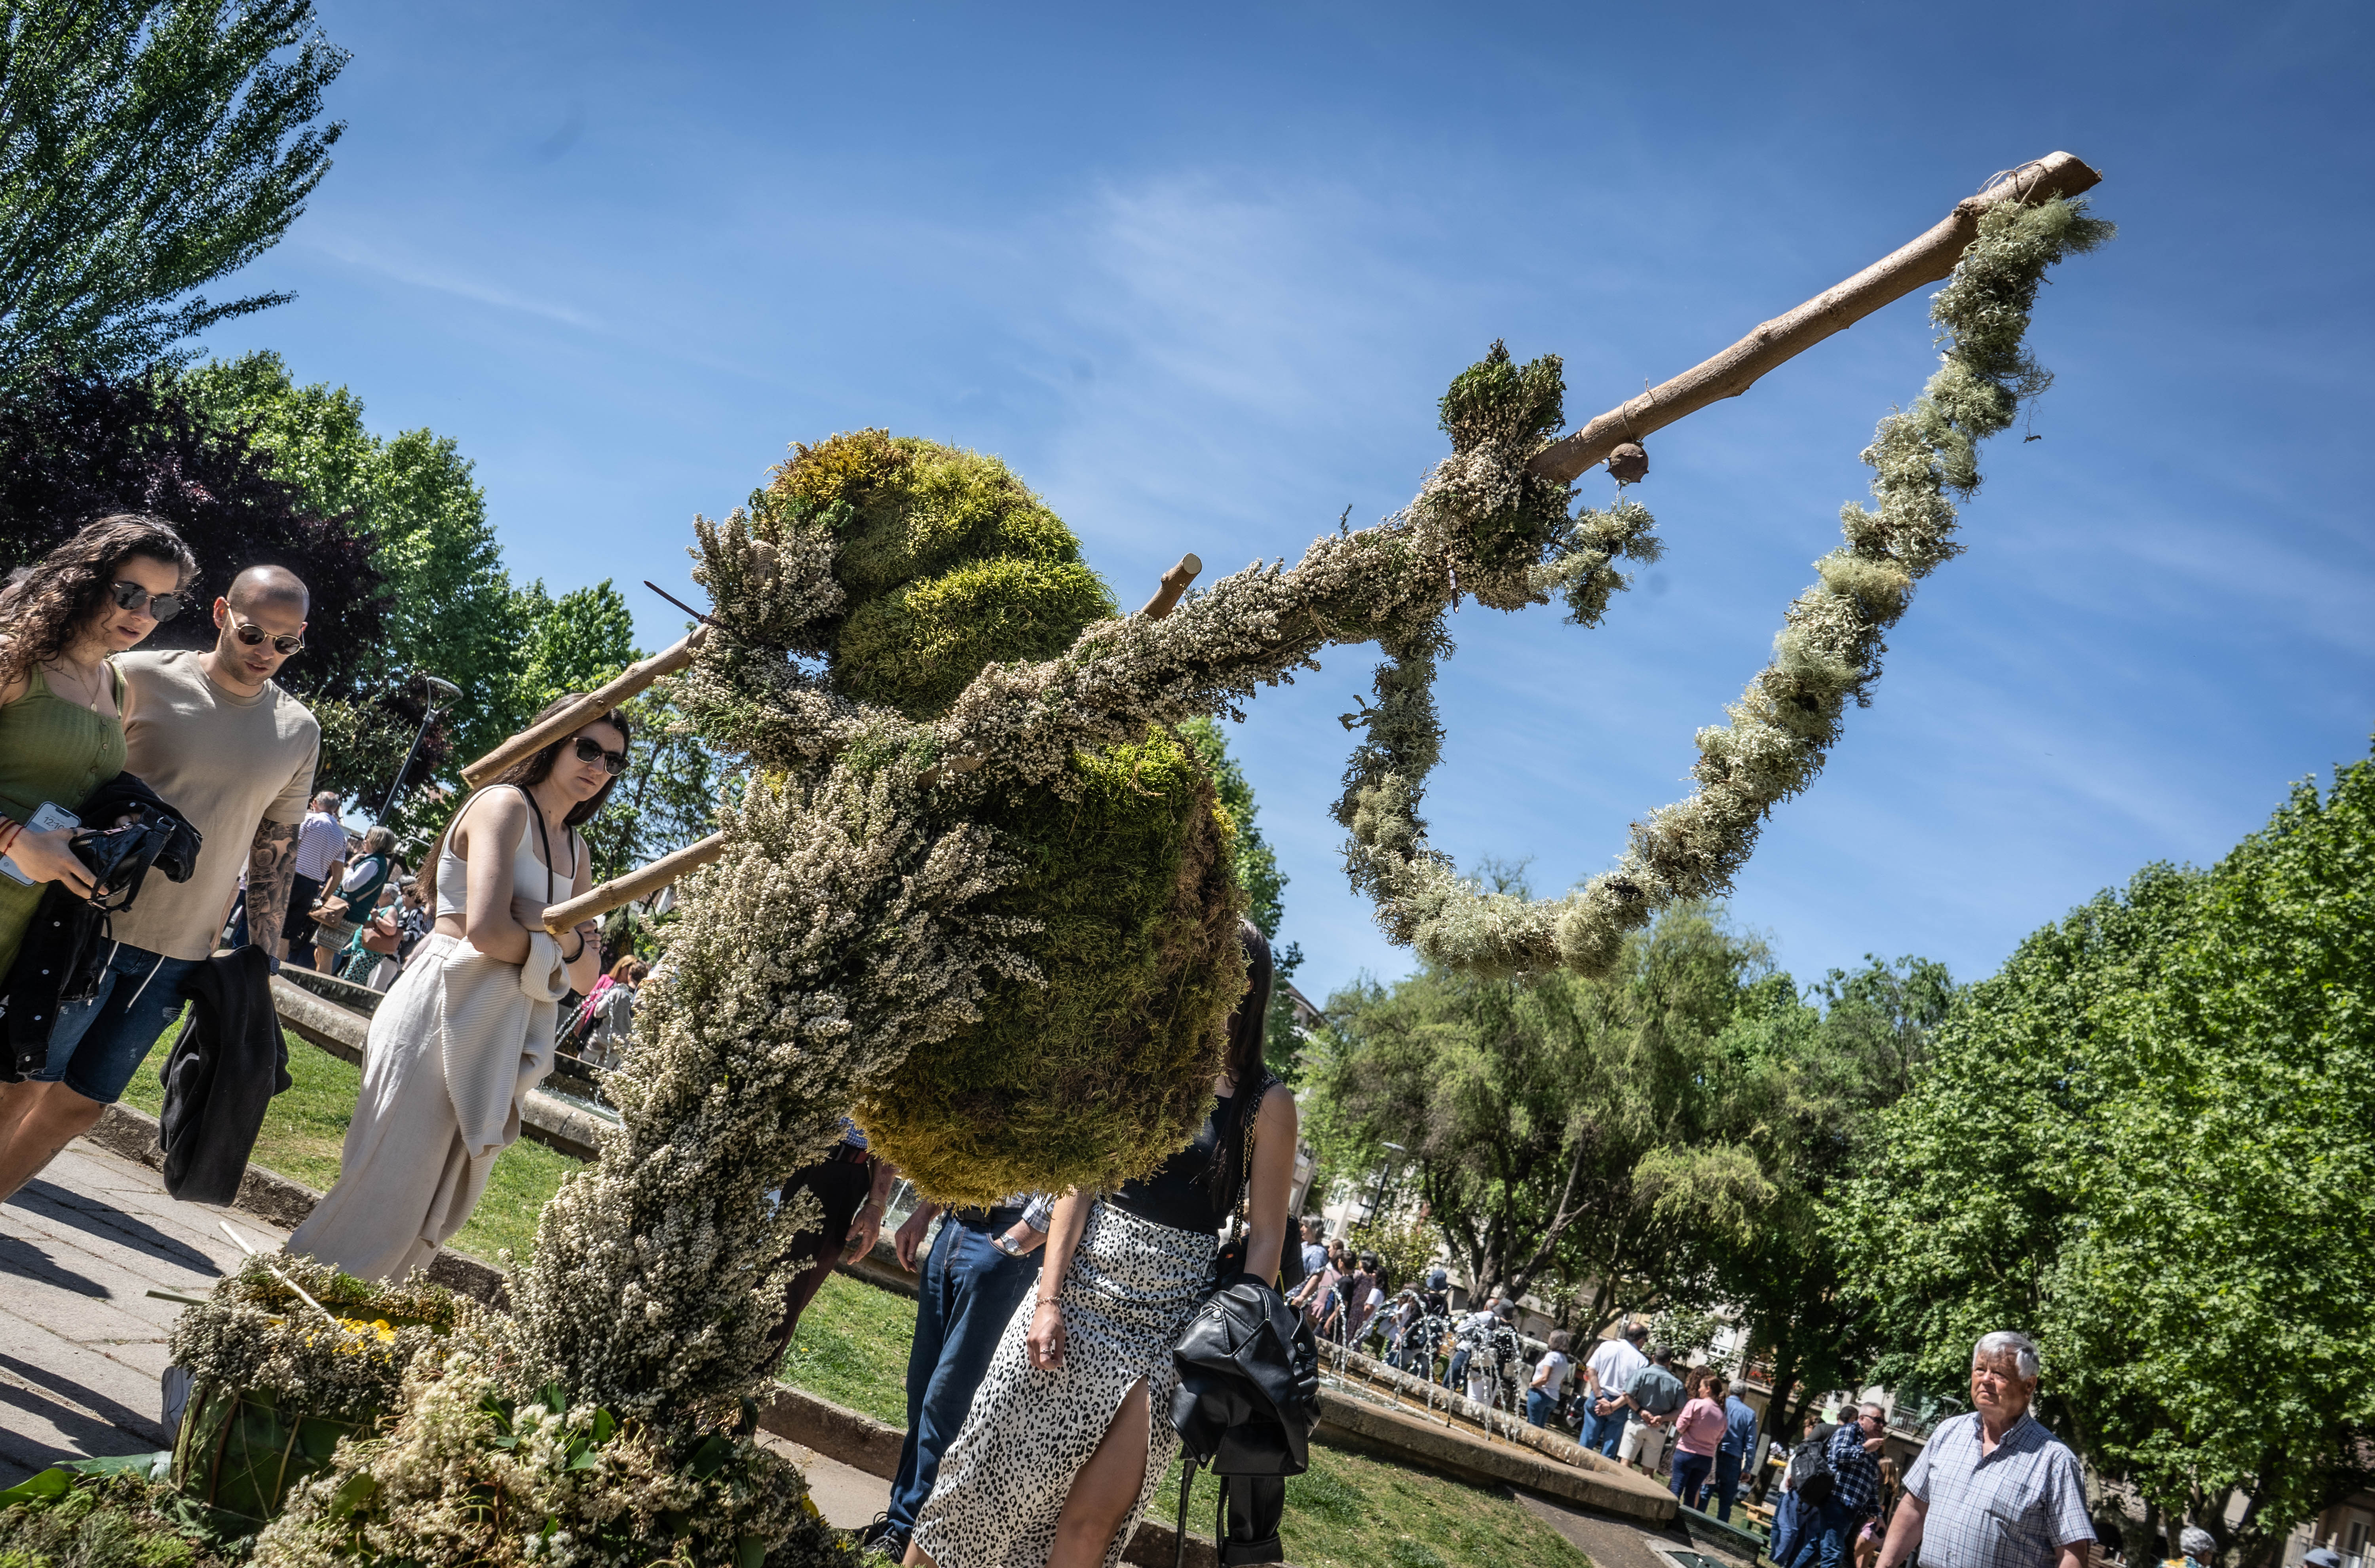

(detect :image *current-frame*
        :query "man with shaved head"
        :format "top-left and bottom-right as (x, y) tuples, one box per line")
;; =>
(0, 564), (322, 1200)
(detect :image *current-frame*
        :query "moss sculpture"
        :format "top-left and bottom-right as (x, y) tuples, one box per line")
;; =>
(246, 197), (2108, 1567)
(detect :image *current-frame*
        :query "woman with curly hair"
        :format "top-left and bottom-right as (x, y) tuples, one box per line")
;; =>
(0, 513), (198, 973)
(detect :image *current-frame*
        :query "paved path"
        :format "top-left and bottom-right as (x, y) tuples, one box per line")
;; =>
(0, 1139), (288, 1486)
(2, 1135), (1728, 1568)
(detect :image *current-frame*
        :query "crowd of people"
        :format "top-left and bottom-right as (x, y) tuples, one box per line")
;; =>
(0, 515), (2121, 1568)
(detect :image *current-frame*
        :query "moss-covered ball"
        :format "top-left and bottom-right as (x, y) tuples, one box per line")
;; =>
(759, 429), (1116, 716)
(757, 432), (1247, 1202)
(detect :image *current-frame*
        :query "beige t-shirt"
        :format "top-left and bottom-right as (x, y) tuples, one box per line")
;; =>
(108, 650), (319, 960)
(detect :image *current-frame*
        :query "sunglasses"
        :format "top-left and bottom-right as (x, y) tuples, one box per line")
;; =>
(572, 735), (628, 775)
(111, 580), (185, 622)
(226, 609), (304, 656)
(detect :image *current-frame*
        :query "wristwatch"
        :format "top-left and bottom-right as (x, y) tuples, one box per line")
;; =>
(994, 1232), (1025, 1257)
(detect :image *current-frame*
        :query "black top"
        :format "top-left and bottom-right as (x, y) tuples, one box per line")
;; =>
(1112, 1088), (1239, 1236)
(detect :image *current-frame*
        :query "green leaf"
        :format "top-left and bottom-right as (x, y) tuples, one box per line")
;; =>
(0, 1468), (71, 1507)
(686, 1433), (734, 1480)
(328, 1471), (381, 1521)
(737, 1533), (768, 1568)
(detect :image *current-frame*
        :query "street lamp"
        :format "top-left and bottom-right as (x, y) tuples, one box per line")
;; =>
(1364, 1142), (1407, 1226)
(378, 674), (462, 826)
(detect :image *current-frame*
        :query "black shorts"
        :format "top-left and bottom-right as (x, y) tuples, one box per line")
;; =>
(780, 1152), (872, 1263)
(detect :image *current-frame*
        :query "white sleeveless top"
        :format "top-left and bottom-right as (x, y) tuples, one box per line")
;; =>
(435, 785), (578, 921)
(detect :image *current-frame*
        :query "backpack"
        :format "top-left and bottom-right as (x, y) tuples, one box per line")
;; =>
(1788, 1427), (1837, 1506)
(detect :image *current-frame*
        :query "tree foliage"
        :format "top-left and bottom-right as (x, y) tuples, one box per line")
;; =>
(1829, 746), (2375, 1568)
(0, 0), (346, 384)
(179, 351), (528, 768)
(0, 365), (386, 693)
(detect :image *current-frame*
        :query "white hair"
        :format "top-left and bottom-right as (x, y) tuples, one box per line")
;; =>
(1973, 1330), (2041, 1381)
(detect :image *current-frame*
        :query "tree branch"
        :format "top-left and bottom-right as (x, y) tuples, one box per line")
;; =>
(1529, 151), (2102, 484)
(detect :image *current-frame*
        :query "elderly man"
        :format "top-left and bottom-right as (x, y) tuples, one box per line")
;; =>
(1876, 1332), (2092, 1568)
(1616, 1343), (1689, 1475)
(1714, 1377), (1760, 1522)
(1581, 1323), (1651, 1457)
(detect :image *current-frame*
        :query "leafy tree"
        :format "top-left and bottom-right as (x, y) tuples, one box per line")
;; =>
(0, 366), (385, 693)
(1693, 955), (1952, 1441)
(509, 578), (634, 720)
(0, 0), (346, 383)
(179, 351), (527, 769)
(1307, 896), (1758, 1307)
(1828, 748), (2375, 1568)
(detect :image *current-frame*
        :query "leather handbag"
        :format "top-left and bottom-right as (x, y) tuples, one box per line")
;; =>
(1163, 1077), (1322, 1566)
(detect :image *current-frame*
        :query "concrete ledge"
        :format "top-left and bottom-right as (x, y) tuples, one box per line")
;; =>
(86, 1101), (510, 1309)
(270, 975), (616, 1162)
(756, 1381), (1222, 1568)
(1314, 1388), (1675, 1524)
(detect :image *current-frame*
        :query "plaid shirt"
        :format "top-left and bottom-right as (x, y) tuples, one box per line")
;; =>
(1903, 1412), (2093, 1568)
(1828, 1421), (1884, 1519)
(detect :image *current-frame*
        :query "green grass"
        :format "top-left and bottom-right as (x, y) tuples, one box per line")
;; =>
(778, 1271), (918, 1428)
(117, 1015), (577, 1264)
(778, 1270), (1591, 1568)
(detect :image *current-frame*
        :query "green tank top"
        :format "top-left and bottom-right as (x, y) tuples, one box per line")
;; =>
(0, 664), (129, 974)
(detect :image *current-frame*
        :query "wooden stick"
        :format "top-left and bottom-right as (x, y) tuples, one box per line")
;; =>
(460, 626), (710, 788)
(542, 831), (729, 935)
(1529, 151), (2102, 484)
(1137, 554), (1203, 620)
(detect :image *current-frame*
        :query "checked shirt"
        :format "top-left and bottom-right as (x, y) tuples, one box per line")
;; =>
(1903, 1411), (2093, 1568)
(1828, 1421), (1884, 1519)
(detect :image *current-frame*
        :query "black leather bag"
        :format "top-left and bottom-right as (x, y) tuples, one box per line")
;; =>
(1168, 1273), (1321, 1566)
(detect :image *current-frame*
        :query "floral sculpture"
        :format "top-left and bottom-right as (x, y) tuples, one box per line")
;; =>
(238, 194), (2106, 1567)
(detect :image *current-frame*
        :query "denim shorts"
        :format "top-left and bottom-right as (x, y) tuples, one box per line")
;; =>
(28, 942), (199, 1103)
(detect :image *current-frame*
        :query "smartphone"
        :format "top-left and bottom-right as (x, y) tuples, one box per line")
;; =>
(0, 801), (80, 886)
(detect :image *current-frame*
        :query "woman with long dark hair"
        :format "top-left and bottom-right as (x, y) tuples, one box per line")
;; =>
(0, 514), (197, 973)
(289, 697), (626, 1282)
(907, 919), (1297, 1568)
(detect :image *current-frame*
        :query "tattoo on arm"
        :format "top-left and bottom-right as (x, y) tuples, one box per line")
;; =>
(245, 819), (300, 957)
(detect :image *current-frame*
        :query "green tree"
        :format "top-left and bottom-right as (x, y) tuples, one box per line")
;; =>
(1691, 955), (1952, 1442)
(1828, 747), (2375, 1568)
(1307, 897), (1758, 1308)
(0, 0), (345, 383)
(179, 351), (529, 771)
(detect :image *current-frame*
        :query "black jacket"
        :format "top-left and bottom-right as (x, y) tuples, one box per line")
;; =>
(156, 945), (287, 1204)
(2, 771), (202, 1077)
(1168, 1274), (1322, 1566)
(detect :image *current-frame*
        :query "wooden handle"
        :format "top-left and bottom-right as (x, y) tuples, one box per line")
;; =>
(462, 626), (709, 788)
(1137, 554), (1203, 620)
(1530, 151), (2102, 484)
(542, 831), (729, 935)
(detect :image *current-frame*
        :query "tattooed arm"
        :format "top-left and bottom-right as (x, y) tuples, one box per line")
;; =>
(245, 819), (302, 964)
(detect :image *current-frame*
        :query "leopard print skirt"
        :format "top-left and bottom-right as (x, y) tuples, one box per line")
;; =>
(910, 1199), (1215, 1568)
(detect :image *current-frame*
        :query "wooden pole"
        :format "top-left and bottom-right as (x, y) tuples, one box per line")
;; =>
(461, 626), (709, 788)
(543, 830), (729, 935)
(1138, 554), (1202, 620)
(1529, 152), (2102, 484)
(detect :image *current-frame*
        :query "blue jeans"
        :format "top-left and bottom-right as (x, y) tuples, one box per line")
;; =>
(1526, 1389), (1556, 1428)
(30, 943), (198, 1103)
(1672, 1449), (1714, 1508)
(1594, 1407), (1627, 1458)
(1445, 1348), (1470, 1390)
(1787, 1498), (1859, 1568)
(884, 1215), (1041, 1536)
(1713, 1448), (1744, 1521)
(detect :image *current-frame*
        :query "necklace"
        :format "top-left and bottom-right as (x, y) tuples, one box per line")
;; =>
(46, 655), (106, 714)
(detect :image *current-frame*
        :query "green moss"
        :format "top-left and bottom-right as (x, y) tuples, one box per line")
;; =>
(756, 430), (1117, 717)
(856, 725), (1245, 1202)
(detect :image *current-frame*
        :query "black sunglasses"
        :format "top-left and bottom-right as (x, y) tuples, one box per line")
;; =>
(111, 580), (185, 622)
(226, 609), (304, 656)
(572, 735), (628, 775)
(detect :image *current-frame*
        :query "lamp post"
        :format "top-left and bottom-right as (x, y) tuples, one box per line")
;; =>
(378, 674), (462, 826)
(1364, 1141), (1406, 1227)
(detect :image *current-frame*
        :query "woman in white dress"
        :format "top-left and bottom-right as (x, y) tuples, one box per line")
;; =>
(288, 698), (625, 1281)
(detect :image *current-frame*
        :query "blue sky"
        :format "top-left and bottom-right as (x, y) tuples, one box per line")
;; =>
(193, 1), (2375, 1003)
